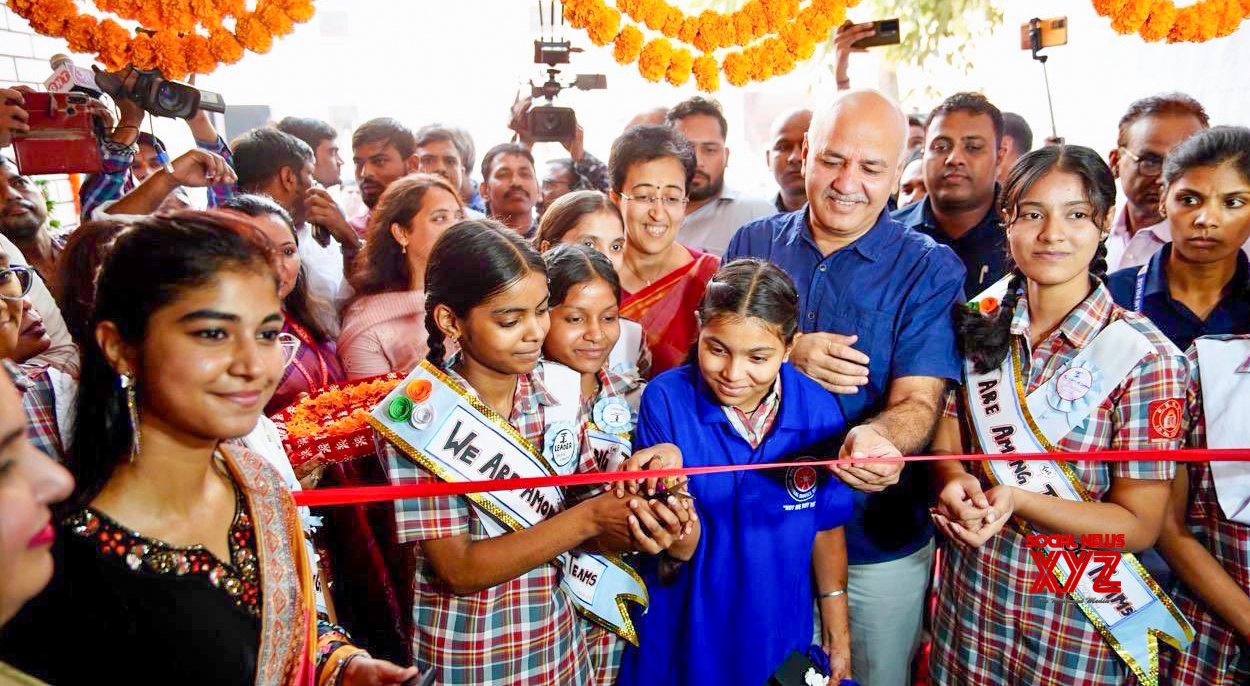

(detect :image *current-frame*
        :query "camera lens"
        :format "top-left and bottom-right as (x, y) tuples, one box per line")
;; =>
(156, 83), (182, 111)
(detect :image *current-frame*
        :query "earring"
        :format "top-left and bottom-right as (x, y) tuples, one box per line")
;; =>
(119, 373), (141, 463)
(401, 244), (407, 254)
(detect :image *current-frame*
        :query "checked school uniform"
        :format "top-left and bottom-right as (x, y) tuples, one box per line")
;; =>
(618, 362), (854, 686)
(931, 282), (1189, 685)
(382, 363), (595, 685)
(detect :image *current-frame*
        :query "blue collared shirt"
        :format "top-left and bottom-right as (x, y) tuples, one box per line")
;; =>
(892, 193), (1006, 298)
(725, 207), (966, 564)
(1108, 243), (1250, 352)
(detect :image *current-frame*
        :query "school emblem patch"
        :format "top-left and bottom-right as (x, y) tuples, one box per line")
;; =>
(1148, 398), (1183, 441)
(786, 466), (818, 503)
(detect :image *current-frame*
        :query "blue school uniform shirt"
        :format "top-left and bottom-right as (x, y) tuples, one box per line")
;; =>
(1108, 243), (1250, 352)
(617, 362), (854, 686)
(725, 208), (965, 564)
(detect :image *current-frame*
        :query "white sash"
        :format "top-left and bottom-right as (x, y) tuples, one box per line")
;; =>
(608, 318), (644, 373)
(1194, 336), (1250, 525)
(370, 361), (647, 643)
(963, 321), (1193, 685)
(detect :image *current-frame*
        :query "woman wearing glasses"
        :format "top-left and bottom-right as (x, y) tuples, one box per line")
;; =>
(219, 195), (346, 417)
(610, 125), (719, 377)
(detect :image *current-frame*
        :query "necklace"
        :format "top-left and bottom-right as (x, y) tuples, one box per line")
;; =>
(624, 256), (666, 288)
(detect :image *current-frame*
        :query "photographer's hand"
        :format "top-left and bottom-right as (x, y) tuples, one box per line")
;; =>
(562, 121), (585, 162)
(508, 93), (535, 149)
(109, 96), (145, 147)
(0, 88), (29, 148)
(833, 20), (874, 90)
(105, 149), (235, 217)
(169, 149), (234, 187)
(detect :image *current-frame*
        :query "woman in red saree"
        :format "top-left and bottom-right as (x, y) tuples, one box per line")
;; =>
(612, 125), (720, 377)
(0, 213), (416, 685)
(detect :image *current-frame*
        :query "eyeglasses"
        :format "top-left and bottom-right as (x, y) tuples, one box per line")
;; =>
(277, 331), (301, 370)
(618, 192), (689, 208)
(0, 265), (33, 301)
(1119, 147), (1165, 177)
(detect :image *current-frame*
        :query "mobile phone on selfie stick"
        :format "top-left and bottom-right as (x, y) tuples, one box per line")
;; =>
(1022, 16), (1067, 141)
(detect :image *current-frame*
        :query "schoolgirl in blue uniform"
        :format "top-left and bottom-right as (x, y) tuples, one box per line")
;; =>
(618, 259), (855, 686)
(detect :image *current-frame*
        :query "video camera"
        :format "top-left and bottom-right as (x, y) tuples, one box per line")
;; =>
(527, 38), (606, 144)
(46, 55), (226, 120)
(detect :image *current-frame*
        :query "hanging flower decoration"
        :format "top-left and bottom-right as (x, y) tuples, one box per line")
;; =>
(564, 0), (852, 92)
(5, 0), (315, 78)
(1092, 0), (1250, 42)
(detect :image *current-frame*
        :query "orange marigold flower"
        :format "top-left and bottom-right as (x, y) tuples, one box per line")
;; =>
(678, 18), (698, 44)
(613, 24), (644, 64)
(1139, 1), (1178, 41)
(589, 6), (622, 46)
(128, 32), (158, 70)
(693, 53), (719, 92)
(235, 16), (274, 53)
(185, 32), (217, 74)
(260, 4), (296, 37)
(96, 20), (133, 71)
(216, 0), (248, 16)
(1111, 0), (1153, 33)
(1216, 0), (1244, 36)
(638, 37), (673, 82)
(1091, 0), (1121, 16)
(977, 296), (1000, 316)
(153, 30), (189, 79)
(159, 0), (196, 33)
(209, 27), (245, 64)
(64, 14), (98, 54)
(733, 11), (754, 46)
(662, 6), (684, 37)
(191, 0), (224, 28)
(666, 46), (693, 86)
(722, 50), (750, 87)
(27, 0), (73, 35)
(283, 0), (316, 23)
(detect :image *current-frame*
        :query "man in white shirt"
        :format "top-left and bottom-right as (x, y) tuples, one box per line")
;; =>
(667, 97), (774, 256)
(1105, 93), (1208, 270)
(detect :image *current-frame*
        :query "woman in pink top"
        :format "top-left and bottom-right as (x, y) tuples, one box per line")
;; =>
(340, 174), (465, 378)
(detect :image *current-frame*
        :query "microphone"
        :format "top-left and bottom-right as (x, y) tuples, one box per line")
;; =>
(45, 54), (103, 97)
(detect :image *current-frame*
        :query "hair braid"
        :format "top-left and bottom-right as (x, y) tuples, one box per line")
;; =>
(425, 304), (446, 368)
(955, 271), (1025, 374)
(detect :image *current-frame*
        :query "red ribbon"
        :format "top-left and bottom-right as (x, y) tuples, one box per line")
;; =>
(292, 448), (1250, 507)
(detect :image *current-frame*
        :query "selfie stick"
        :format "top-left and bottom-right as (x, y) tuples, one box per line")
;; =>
(1028, 18), (1059, 140)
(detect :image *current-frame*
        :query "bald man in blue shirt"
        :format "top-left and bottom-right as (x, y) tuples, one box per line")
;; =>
(726, 90), (965, 686)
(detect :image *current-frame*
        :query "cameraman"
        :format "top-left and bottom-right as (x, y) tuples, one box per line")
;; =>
(0, 87), (79, 375)
(81, 92), (235, 220)
(507, 95), (608, 217)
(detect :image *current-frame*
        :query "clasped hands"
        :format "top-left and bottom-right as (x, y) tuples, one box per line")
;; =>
(930, 472), (1017, 549)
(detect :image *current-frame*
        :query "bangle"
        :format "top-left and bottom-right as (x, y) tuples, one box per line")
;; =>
(331, 650), (367, 686)
(836, 79), (851, 89)
(818, 588), (847, 600)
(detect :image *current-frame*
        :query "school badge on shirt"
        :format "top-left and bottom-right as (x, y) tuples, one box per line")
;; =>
(786, 466), (818, 504)
(1148, 398), (1183, 440)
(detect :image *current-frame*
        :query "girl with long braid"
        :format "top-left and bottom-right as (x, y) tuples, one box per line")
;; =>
(375, 220), (689, 685)
(927, 146), (1193, 684)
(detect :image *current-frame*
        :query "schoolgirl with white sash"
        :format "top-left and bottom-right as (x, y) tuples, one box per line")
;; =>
(536, 243), (673, 684)
(928, 146), (1194, 686)
(377, 222), (686, 685)
(1155, 334), (1250, 684)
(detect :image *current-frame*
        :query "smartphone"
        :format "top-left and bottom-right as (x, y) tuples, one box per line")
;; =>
(1021, 16), (1068, 50)
(9, 91), (104, 175)
(402, 668), (437, 686)
(850, 18), (901, 49)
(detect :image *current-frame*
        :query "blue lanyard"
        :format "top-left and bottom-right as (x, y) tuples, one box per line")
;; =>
(1132, 264), (1149, 313)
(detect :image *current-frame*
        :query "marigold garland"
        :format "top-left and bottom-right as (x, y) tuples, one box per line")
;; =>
(568, 0), (851, 92)
(1093, 0), (1250, 42)
(6, 0), (315, 78)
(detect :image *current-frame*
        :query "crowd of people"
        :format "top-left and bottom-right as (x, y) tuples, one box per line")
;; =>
(0, 20), (1248, 686)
